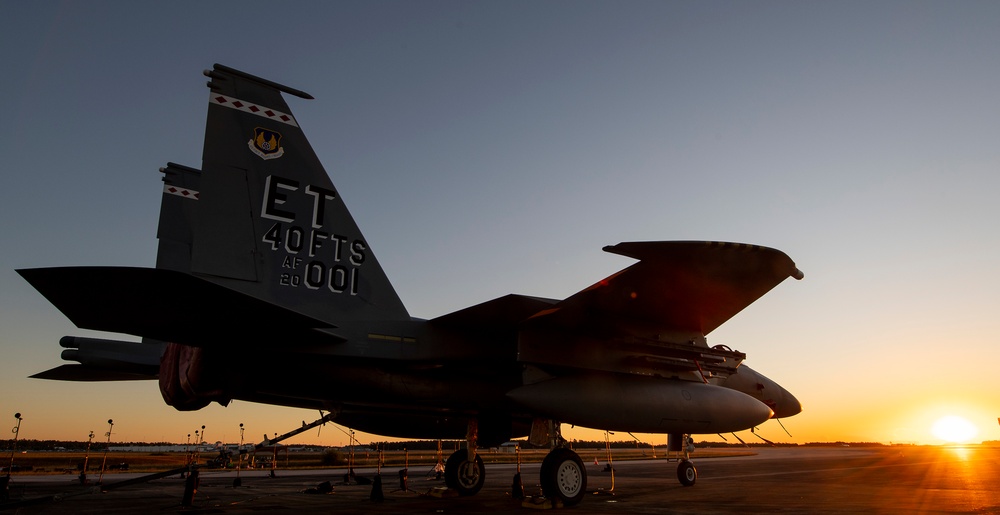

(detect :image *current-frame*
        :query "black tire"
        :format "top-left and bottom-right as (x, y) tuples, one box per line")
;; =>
(539, 448), (587, 506)
(677, 460), (697, 486)
(444, 449), (485, 496)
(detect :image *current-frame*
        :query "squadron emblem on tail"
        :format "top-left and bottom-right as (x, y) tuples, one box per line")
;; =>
(249, 127), (284, 160)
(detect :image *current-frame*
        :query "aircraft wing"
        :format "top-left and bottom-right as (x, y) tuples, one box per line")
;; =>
(528, 241), (803, 338)
(17, 266), (342, 349)
(432, 294), (559, 330)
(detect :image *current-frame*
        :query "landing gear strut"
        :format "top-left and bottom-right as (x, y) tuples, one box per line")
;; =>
(531, 419), (587, 506)
(669, 433), (697, 487)
(444, 420), (485, 496)
(444, 449), (484, 496)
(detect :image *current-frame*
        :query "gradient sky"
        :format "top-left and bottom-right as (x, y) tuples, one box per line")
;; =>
(2, 1), (999, 448)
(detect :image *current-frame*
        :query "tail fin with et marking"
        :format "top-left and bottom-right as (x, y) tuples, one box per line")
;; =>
(156, 64), (408, 324)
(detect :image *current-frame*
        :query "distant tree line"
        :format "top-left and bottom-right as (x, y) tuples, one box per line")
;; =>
(10, 438), (982, 452)
(0, 439), (182, 451)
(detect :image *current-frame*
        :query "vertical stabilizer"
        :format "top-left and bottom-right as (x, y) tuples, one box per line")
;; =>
(155, 65), (408, 323)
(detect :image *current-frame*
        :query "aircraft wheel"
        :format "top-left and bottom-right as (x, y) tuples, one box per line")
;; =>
(677, 459), (697, 486)
(444, 450), (485, 496)
(540, 448), (587, 506)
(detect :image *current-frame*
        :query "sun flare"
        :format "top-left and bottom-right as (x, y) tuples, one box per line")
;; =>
(931, 415), (978, 443)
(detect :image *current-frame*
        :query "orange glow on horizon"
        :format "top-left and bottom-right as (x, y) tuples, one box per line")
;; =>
(931, 416), (979, 444)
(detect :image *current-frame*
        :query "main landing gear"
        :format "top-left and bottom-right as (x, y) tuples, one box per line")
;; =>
(443, 443), (589, 506)
(531, 419), (588, 506)
(443, 449), (485, 496)
(444, 419), (486, 496)
(442, 419), (589, 506)
(539, 447), (587, 505)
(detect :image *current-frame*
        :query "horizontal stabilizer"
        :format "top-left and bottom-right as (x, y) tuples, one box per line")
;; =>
(17, 267), (342, 349)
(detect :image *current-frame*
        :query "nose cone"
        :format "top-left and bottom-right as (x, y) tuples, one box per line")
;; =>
(771, 386), (802, 419)
(719, 364), (802, 419)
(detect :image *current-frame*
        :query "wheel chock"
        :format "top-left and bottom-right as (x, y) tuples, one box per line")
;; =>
(427, 486), (459, 498)
(521, 495), (565, 510)
(511, 472), (525, 499)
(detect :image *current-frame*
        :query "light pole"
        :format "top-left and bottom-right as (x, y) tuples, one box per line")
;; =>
(349, 429), (356, 479)
(1, 413), (21, 501)
(183, 427), (203, 507)
(234, 423), (244, 487)
(7, 413), (23, 477)
(184, 433), (192, 477)
(193, 425), (205, 466)
(98, 419), (113, 484)
(269, 433), (277, 478)
(79, 430), (94, 484)
(201, 425), (208, 470)
(331, 424), (357, 482)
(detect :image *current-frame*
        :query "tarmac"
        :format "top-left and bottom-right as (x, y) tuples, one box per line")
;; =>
(2, 446), (999, 513)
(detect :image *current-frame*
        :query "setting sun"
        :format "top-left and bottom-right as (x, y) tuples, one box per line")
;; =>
(931, 415), (979, 443)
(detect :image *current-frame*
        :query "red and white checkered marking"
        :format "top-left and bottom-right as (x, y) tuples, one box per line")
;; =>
(209, 94), (299, 127)
(164, 185), (200, 200)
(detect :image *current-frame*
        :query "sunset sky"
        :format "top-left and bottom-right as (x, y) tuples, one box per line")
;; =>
(2, 1), (999, 448)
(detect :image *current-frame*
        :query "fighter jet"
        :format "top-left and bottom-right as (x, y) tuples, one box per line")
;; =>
(18, 64), (802, 506)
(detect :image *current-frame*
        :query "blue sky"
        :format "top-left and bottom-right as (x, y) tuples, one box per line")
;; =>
(2, 1), (999, 446)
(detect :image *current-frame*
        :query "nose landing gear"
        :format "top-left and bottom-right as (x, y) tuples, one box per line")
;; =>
(677, 459), (697, 486)
(669, 433), (698, 486)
